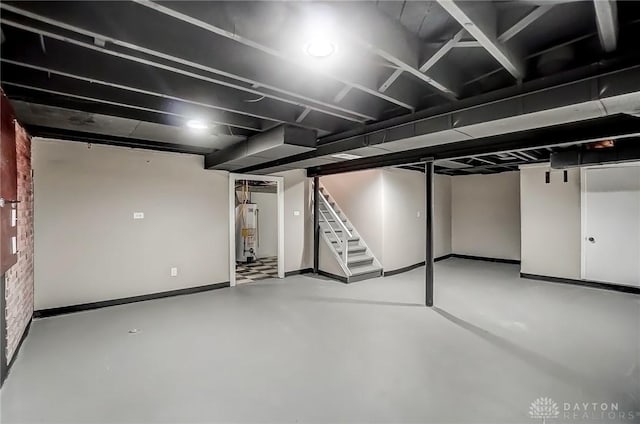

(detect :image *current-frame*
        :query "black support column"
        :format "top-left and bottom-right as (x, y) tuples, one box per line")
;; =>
(313, 176), (320, 274)
(425, 162), (434, 307)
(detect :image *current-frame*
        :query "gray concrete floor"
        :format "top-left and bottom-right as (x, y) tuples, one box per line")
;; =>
(1, 258), (639, 423)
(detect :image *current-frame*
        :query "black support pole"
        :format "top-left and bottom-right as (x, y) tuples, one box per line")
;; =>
(425, 162), (434, 307)
(313, 176), (320, 274)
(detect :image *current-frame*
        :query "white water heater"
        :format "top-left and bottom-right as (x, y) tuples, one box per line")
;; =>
(235, 203), (258, 262)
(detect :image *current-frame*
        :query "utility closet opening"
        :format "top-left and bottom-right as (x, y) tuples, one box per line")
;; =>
(234, 179), (279, 284)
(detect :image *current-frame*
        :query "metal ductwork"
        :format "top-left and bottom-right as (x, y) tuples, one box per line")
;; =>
(205, 124), (316, 170)
(236, 64), (640, 175)
(550, 138), (640, 168)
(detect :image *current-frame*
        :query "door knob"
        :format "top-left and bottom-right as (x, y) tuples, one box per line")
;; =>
(587, 236), (596, 243)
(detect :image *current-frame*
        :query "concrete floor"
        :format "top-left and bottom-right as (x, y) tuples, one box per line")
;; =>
(1, 258), (639, 423)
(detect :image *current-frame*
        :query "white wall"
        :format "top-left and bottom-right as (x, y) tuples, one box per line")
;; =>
(250, 192), (278, 258)
(520, 165), (582, 279)
(451, 171), (521, 261)
(381, 168), (425, 271)
(33, 139), (229, 310)
(434, 174), (452, 258)
(270, 169), (312, 272)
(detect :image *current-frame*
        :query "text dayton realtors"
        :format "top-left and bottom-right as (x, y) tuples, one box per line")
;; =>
(562, 402), (636, 421)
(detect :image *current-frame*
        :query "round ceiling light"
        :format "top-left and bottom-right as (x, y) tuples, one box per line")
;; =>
(186, 119), (208, 131)
(304, 38), (336, 58)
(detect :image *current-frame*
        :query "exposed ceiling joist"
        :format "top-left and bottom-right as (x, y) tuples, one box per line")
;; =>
(1, 53), (300, 130)
(516, 151), (538, 161)
(0, 2), (375, 123)
(378, 68), (404, 93)
(334, 85), (353, 103)
(133, 0), (421, 111)
(497, 4), (554, 43)
(454, 41), (482, 48)
(26, 125), (214, 155)
(470, 156), (496, 165)
(2, 82), (256, 136)
(419, 29), (465, 73)
(296, 107), (311, 123)
(328, 3), (459, 99)
(593, 0), (618, 52)
(437, 0), (525, 79)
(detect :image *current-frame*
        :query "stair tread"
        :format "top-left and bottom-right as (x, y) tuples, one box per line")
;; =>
(328, 236), (360, 242)
(348, 264), (382, 276)
(347, 253), (373, 262)
(335, 246), (366, 253)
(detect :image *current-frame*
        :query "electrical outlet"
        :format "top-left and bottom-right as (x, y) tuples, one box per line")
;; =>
(293, 210), (300, 216)
(133, 212), (144, 219)
(170, 267), (178, 277)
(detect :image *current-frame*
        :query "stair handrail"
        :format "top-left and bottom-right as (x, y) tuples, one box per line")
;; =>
(317, 190), (351, 267)
(318, 194), (352, 238)
(318, 208), (343, 248)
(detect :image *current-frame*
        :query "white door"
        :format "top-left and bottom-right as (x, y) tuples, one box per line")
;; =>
(583, 165), (640, 286)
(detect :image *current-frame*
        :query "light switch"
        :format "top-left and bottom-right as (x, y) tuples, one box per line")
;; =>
(133, 212), (144, 219)
(416, 211), (421, 218)
(170, 267), (178, 277)
(293, 210), (300, 216)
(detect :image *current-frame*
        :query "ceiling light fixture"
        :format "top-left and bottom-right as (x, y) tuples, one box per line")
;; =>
(304, 37), (336, 58)
(186, 119), (208, 131)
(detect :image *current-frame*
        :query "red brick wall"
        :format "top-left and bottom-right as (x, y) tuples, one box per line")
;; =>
(4, 122), (34, 362)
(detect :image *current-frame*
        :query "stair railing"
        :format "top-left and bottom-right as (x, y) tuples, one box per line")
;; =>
(318, 191), (352, 267)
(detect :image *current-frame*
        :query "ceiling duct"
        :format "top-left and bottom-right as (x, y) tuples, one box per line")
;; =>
(205, 125), (316, 170)
(235, 64), (640, 175)
(550, 138), (640, 168)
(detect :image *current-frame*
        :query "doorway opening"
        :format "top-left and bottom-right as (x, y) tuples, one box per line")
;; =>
(229, 174), (284, 286)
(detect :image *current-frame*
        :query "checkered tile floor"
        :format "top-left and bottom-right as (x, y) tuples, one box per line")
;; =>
(235, 257), (279, 284)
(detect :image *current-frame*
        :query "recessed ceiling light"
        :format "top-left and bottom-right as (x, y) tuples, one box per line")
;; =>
(304, 38), (336, 58)
(331, 153), (361, 160)
(186, 119), (208, 130)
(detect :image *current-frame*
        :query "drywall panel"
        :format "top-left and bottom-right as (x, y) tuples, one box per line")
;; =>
(250, 192), (278, 259)
(270, 169), (312, 272)
(33, 139), (229, 310)
(382, 168), (426, 271)
(452, 172), (521, 261)
(434, 174), (452, 258)
(520, 165), (581, 279)
(318, 235), (347, 278)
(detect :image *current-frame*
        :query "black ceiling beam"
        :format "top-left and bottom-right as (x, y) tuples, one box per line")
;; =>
(317, 55), (640, 146)
(24, 125), (213, 155)
(0, 62), (265, 133)
(237, 61), (640, 173)
(2, 84), (255, 138)
(0, 27), (353, 134)
(0, 1), (383, 122)
(305, 115), (640, 176)
(550, 137), (640, 168)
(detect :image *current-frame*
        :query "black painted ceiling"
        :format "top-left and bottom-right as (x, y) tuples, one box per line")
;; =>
(1, 1), (639, 165)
